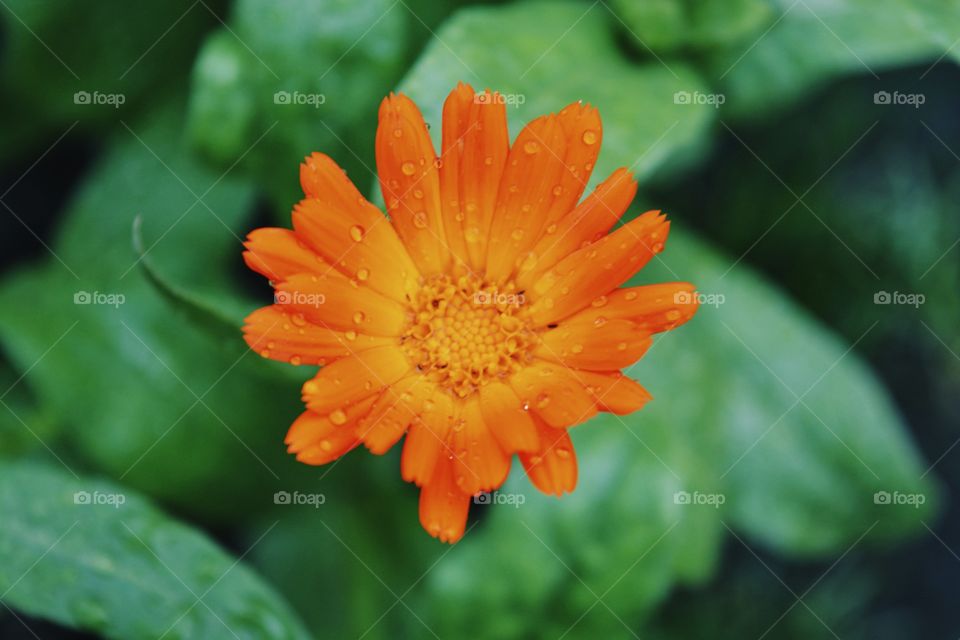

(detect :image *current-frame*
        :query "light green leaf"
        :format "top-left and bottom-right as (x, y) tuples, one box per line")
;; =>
(0, 461), (312, 640)
(609, 0), (776, 54)
(712, 0), (960, 118)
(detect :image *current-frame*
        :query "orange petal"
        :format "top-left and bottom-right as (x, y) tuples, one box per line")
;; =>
(302, 345), (412, 415)
(451, 396), (511, 495)
(577, 371), (652, 415)
(509, 361), (598, 429)
(541, 101), (602, 227)
(534, 318), (652, 370)
(243, 306), (392, 366)
(485, 114), (568, 284)
(563, 282), (699, 334)
(448, 87), (510, 274)
(285, 396), (377, 465)
(274, 273), (407, 336)
(292, 196), (420, 302)
(376, 93), (449, 276)
(478, 381), (539, 453)
(419, 452), (471, 544)
(516, 170), (638, 291)
(360, 375), (436, 455)
(438, 82), (475, 270)
(401, 392), (456, 486)
(243, 228), (326, 282)
(519, 417), (577, 496)
(528, 210), (670, 326)
(300, 152), (365, 208)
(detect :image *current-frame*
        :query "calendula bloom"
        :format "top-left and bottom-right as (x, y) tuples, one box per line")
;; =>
(242, 83), (698, 543)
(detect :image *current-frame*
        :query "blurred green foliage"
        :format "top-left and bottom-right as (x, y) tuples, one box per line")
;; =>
(0, 0), (957, 638)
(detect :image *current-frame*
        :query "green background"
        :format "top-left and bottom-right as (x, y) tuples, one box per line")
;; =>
(0, 0), (958, 638)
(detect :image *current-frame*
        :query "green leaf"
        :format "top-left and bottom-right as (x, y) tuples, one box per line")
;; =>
(609, 0), (776, 54)
(0, 100), (308, 519)
(399, 0), (717, 189)
(710, 0), (960, 118)
(187, 0), (409, 214)
(0, 461), (311, 640)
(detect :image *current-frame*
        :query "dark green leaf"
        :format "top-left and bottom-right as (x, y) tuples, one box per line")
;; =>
(0, 461), (312, 640)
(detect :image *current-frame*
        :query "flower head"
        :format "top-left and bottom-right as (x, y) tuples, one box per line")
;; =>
(243, 83), (698, 543)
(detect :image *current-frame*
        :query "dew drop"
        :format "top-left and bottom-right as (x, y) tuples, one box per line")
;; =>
(510, 228), (524, 241)
(401, 161), (416, 176)
(582, 130), (597, 145)
(624, 291), (638, 301)
(552, 185), (563, 196)
(617, 342), (627, 351)
(591, 295), (608, 308)
(289, 355), (302, 366)
(523, 141), (540, 155)
(330, 409), (347, 425)
(349, 225), (365, 242)
(319, 439), (333, 452)
(413, 211), (428, 229)
(357, 268), (370, 281)
(353, 311), (366, 324)
(571, 344), (583, 354)
(393, 127), (403, 138)
(593, 316), (608, 328)
(345, 330), (357, 341)
(556, 447), (571, 459)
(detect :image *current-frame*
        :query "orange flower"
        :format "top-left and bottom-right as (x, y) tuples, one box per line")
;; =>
(242, 83), (698, 543)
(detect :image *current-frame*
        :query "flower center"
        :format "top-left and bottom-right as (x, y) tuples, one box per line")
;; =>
(401, 274), (536, 398)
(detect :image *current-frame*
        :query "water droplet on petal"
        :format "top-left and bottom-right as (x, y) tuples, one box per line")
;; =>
(349, 225), (365, 242)
(289, 355), (302, 366)
(353, 311), (366, 324)
(330, 409), (347, 425)
(401, 161), (416, 176)
(510, 228), (524, 241)
(413, 211), (428, 229)
(523, 141), (540, 155)
(357, 268), (370, 281)
(582, 130), (597, 145)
